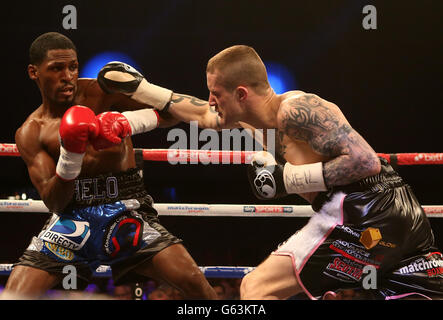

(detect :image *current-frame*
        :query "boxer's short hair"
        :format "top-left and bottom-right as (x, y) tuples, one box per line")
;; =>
(29, 32), (77, 65)
(207, 45), (270, 95)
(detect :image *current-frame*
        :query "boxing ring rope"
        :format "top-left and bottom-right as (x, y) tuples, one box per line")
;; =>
(2, 143), (443, 165)
(1, 199), (443, 217)
(1, 142), (443, 279)
(0, 264), (253, 278)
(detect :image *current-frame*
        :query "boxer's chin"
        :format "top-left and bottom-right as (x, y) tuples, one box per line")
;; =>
(54, 89), (76, 108)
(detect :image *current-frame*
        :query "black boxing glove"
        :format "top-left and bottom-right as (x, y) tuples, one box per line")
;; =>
(247, 151), (327, 200)
(97, 61), (173, 111)
(247, 151), (288, 199)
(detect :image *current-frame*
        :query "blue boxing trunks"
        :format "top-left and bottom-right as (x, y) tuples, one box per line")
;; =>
(273, 158), (443, 300)
(15, 168), (182, 286)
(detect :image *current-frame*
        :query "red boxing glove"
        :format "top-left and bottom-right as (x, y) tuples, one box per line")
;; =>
(92, 112), (132, 150)
(56, 105), (99, 180)
(59, 105), (99, 153)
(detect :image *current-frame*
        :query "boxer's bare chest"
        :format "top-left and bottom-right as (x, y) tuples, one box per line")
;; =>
(275, 128), (325, 165)
(39, 118), (62, 158)
(253, 125), (324, 166)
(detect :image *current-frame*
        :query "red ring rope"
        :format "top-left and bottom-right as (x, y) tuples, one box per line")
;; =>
(1, 143), (443, 165)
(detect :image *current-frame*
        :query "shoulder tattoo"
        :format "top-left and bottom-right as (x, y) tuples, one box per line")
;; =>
(280, 94), (354, 157)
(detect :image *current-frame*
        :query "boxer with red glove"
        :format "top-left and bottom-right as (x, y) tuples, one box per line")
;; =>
(8, 33), (217, 301)
(91, 108), (159, 150)
(56, 105), (99, 180)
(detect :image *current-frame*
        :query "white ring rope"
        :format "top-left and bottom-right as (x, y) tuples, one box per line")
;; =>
(1, 199), (443, 217)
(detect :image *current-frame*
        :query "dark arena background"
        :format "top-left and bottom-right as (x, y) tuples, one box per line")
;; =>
(0, 0), (442, 303)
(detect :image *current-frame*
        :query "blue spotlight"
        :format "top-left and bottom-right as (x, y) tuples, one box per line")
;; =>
(265, 62), (297, 94)
(80, 51), (140, 78)
(164, 187), (177, 202)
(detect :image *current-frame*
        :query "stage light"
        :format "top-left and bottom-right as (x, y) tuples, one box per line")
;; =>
(265, 62), (297, 94)
(164, 187), (177, 201)
(80, 51), (140, 78)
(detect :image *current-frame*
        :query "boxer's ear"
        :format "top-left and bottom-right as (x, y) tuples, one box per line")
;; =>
(236, 86), (248, 102)
(28, 64), (38, 80)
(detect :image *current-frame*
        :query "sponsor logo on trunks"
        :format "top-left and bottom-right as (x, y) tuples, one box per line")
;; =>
(357, 227), (397, 250)
(336, 225), (361, 238)
(27, 237), (44, 252)
(359, 227), (382, 250)
(330, 240), (382, 267)
(326, 257), (364, 282)
(74, 176), (119, 201)
(41, 217), (90, 250)
(95, 265), (112, 275)
(243, 206), (293, 213)
(103, 213), (143, 258)
(45, 242), (74, 261)
(378, 240), (397, 248)
(398, 254), (443, 277)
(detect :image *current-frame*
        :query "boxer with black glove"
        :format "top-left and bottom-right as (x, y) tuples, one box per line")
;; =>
(91, 61), (171, 150)
(97, 61), (173, 111)
(247, 151), (327, 200)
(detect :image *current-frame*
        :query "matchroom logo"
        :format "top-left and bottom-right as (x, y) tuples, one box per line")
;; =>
(398, 256), (443, 277)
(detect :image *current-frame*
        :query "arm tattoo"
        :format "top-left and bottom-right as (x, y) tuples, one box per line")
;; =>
(172, 94), (207, 106)
(281, 94), (379, 187)
(281, 94), (340, 144)
(275, 129), (288, 163)
(172, 93), (220, 128)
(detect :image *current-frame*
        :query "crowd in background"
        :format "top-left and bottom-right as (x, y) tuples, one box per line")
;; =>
(0, 277), (242, 300)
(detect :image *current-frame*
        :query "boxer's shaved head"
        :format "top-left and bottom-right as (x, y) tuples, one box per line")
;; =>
(207, 45), (270, 95)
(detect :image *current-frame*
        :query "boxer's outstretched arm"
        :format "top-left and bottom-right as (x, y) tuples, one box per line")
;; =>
(15, 121), (74, 212)
(94, 61), (239, 129)
(101, 90), (225, 129)
(95, 62), (233, 130)
(278, 93), (380, 187)
(168, 93), (240, 130)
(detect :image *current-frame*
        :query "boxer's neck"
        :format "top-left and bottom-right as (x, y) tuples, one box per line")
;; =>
(243, 89), (281, 129)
